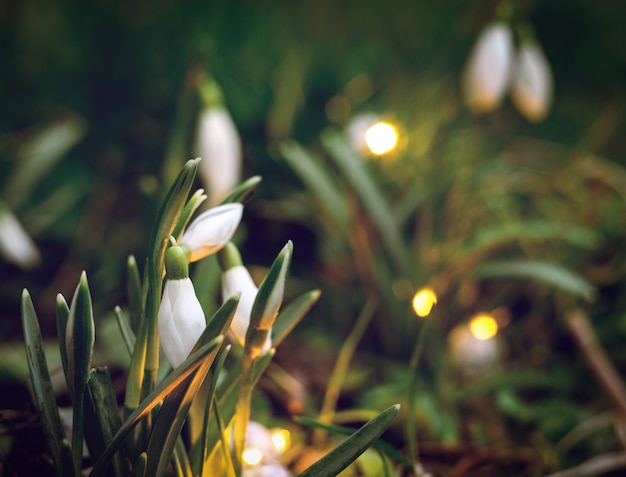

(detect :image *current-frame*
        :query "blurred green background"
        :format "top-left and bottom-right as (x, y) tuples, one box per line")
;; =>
(2, 0), (626, 475)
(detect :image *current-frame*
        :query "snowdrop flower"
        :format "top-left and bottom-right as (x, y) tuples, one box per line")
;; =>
(243, 463), (292, 477)
(180, 203), (243, 262)
(462, 22), (514, 114)
(220, 243), (272, 353)
(510, 40), (553, 122)
(0, 202), (40, 269)
(158, 245), (206, 368)
(448, 324), (499, 376)
(345, 112), (379, 153)
(195, 78), (242, 206)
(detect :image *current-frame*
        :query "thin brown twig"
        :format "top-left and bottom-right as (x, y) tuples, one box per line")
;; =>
(564, 309), (626, 447)
(542, 452), (626, 477)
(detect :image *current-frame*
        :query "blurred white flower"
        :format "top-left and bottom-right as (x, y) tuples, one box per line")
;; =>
(462, 22), (514, 114)
(448, 324), (499, 375)
(240, 422), (292, 476)
(195, 80), (242, 206)
(180, 203), (243, 262)
(221, 264), (272, 353)
(158, 277), (206, 368)
(345, 112), (379, 153)
(510, 41), (553, 122)
(0, 205), (40, 269)
(243, 464), (292, 477)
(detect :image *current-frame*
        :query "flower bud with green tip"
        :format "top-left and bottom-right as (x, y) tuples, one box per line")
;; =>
(510, 39), (553, 122)
(462, 22), (514, 114)
(219, 242), (271, 353)
(158, 245), (207, 368)
(195, 77), (242, 207)
(179, 203), (243, 262)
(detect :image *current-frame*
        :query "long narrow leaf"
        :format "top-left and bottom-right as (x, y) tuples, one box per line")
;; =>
(220, 175), (262, 205)
(279, 140), (348, 225)
(66, 271), (95, 475)
(90, 339), (222, 477)
(145, 337), (224, 477)
(130, 452), (147, 477)
(83, 367), (128, 477)
(21, 289), (74, 477)
(272, 289), (320, 347)
(115, 306), (137, 356)
(473, 259), (596, 300)
(294, 415), (412, 470)
(127, 255), (143, 334)
(197, 345), (231, 476)
(55, 293), (70, 386)
(297, 405), (400, 477)
(203, 351), (275, 467)
(321, 129), (411, 278)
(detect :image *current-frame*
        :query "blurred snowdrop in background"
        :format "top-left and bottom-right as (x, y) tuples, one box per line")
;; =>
(462, 22), (514, 114)
(195, 78), (243, 206)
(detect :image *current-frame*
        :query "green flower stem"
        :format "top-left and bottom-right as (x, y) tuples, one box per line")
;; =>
(314, 298), (377, 447)
(232, 354), (254, 477)
(406, 314), (432, 476)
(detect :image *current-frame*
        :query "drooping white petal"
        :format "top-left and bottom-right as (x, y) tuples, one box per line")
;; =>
(158, 278), (206, 368)
(0, 206), (40, 269)
(195, 107), (242, 207)
(510, 41), (553, 122)
(180, 203), (243, 262)
(221, 265), (271, 352)
(462, 22), (514, 114)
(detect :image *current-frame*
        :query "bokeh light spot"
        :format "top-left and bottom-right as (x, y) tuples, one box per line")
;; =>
(271, 428), (291, 454)
(412, 288), (437, 318)
(365, 121), (398, 155)
(242, 447), (264, 466)
(469, 314), (498, 340)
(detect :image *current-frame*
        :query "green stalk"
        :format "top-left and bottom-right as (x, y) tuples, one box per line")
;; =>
(314, 298), (377, 446)
(406, 315), (432, 475)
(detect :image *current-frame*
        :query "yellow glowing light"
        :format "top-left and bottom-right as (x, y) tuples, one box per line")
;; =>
(365, 122), (398, 155)
(469, 314), (498, 340)
(271, 428), (291, 454)
(242, 448), (264, 467)
(412, 288), (437, 318)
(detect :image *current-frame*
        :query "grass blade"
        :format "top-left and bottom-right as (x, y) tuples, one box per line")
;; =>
(297, 405), (400, 477)
(21, 289), (74, 477)
(90, 339), (222, 477)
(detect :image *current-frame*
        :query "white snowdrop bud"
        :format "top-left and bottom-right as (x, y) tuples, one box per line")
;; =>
(462, 22), (514, 114)
(510, 41), (553, 122)
(158, 246), (206, 368)
(0, 203), (40, 269)
(195, 80), (242, 206)
(180, 203), (243, 262)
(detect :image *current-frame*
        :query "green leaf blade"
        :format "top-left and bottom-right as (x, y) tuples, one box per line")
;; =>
(21, 289), (74, 477)
(297, 404), (400, 477)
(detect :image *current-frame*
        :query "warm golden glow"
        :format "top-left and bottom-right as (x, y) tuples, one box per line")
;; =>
(469, 314), (498, 340)
(412, 288), (437, 318)
(271, 428), (291, 454)
(242, 447), (264, 467)
(365, 121), (398, 155)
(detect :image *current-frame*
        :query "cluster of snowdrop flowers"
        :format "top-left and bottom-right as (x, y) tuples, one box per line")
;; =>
(158, 202), (245, 368)
(462, 21), (553, 122)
